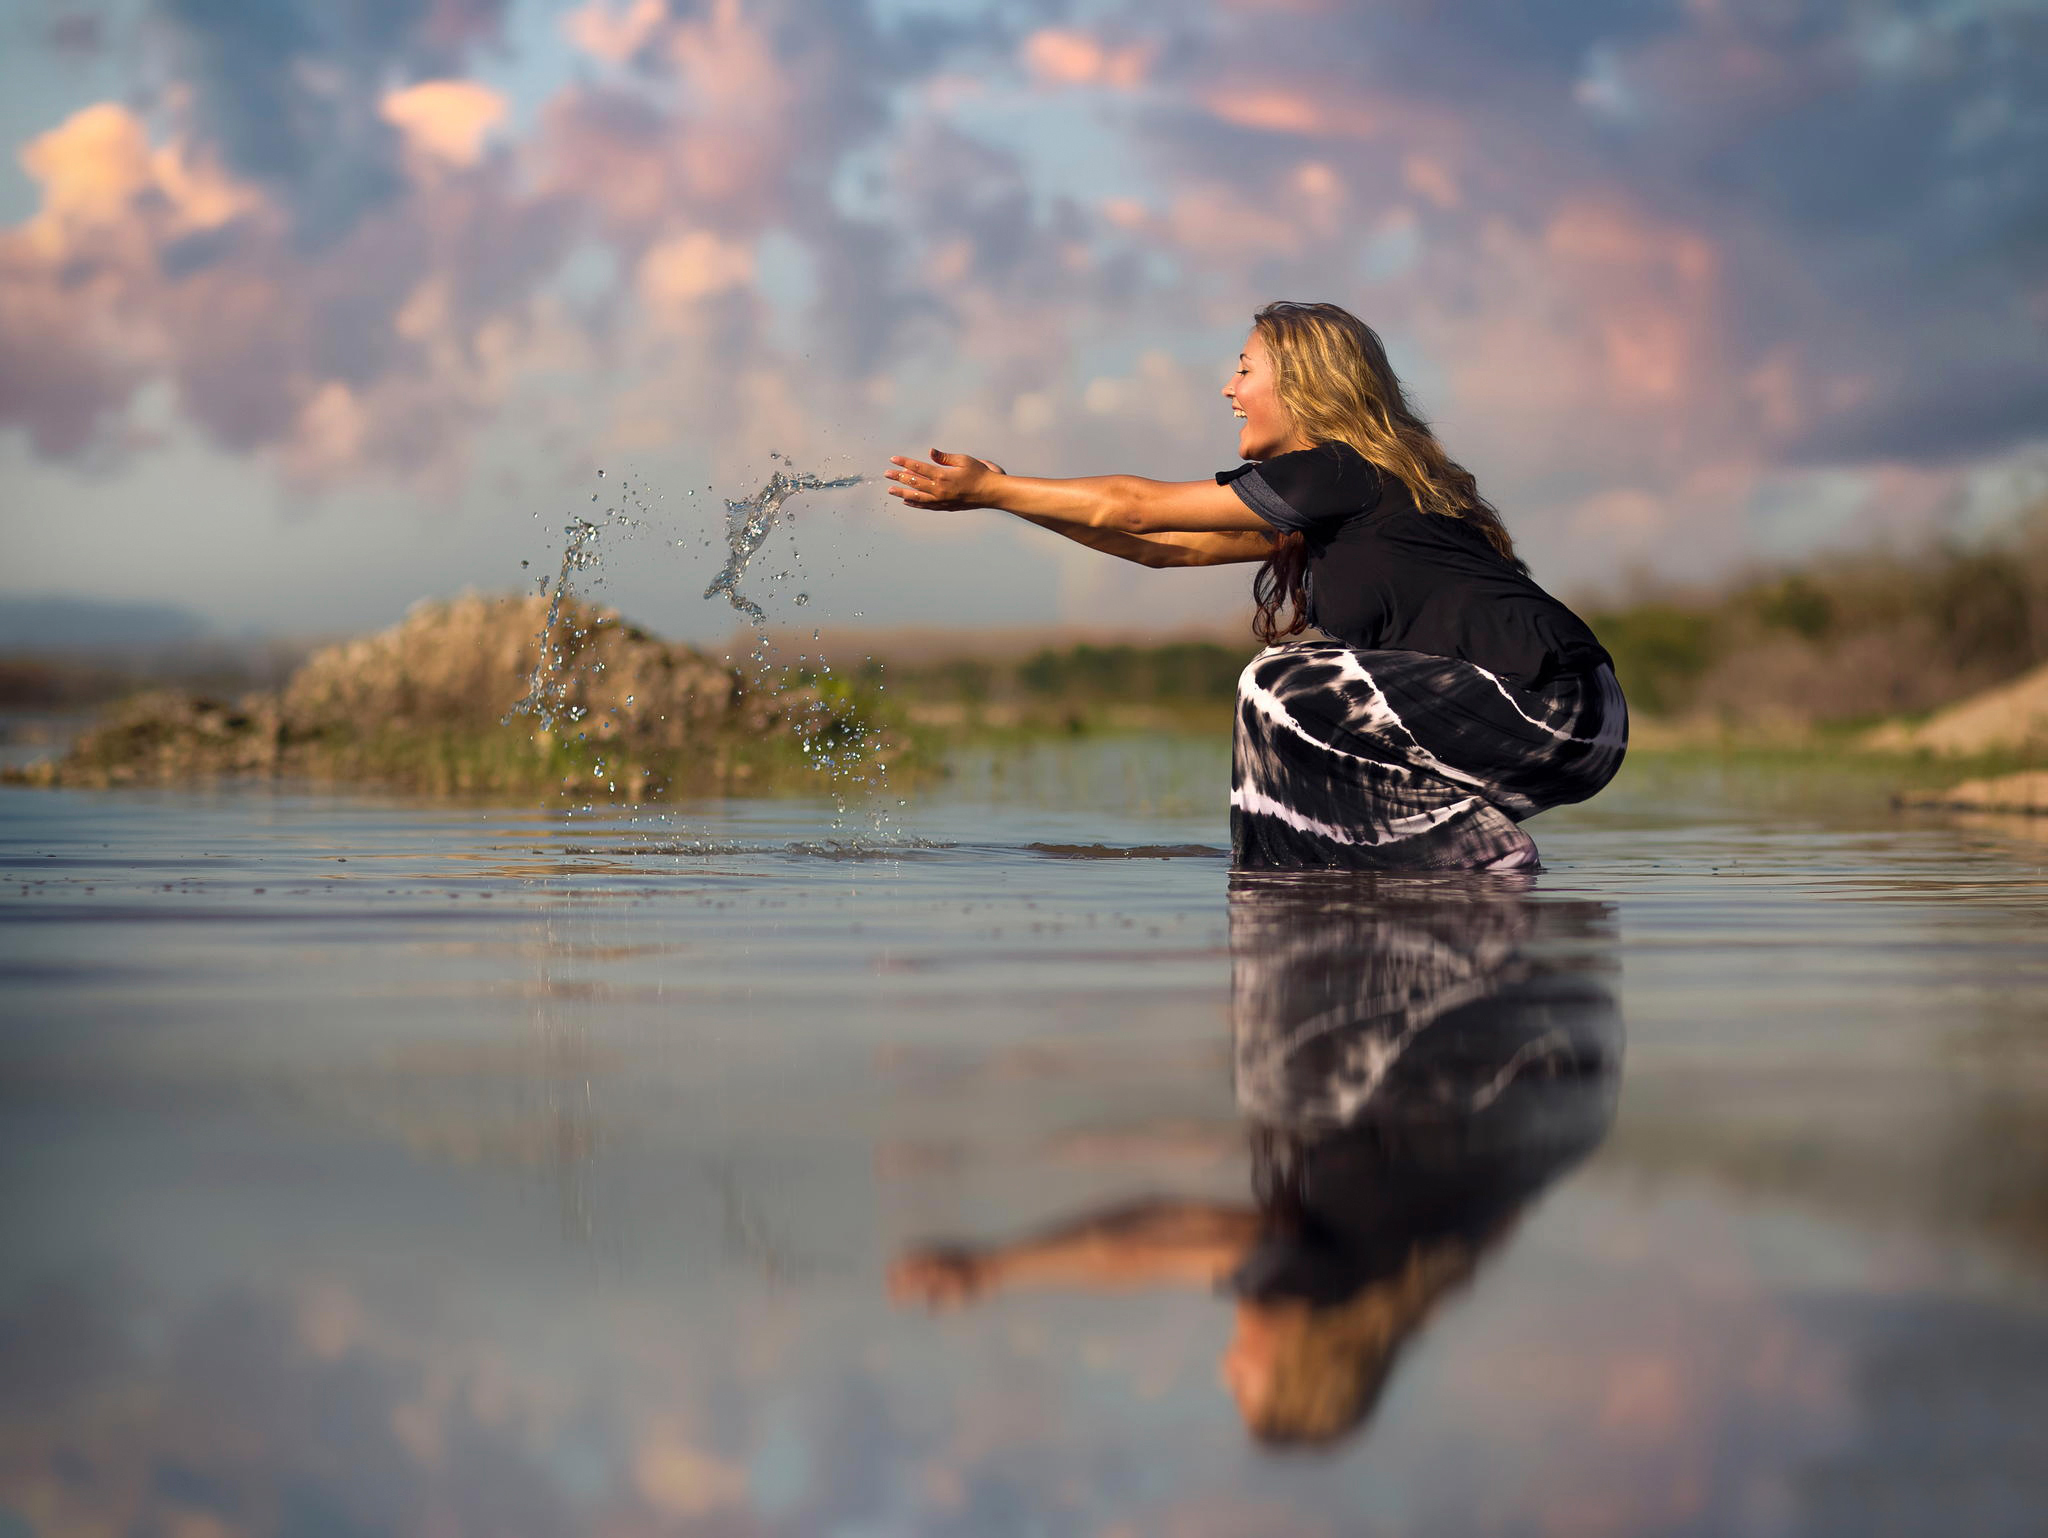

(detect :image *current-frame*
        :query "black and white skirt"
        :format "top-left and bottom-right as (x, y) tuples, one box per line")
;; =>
(1231, 644), (1627, 872)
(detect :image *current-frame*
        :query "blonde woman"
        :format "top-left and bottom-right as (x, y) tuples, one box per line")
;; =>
(886, 301), (1626, 870)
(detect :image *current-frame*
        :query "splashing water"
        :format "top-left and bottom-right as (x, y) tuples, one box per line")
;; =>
(697, 465), (903, 835)
(504, 516), (608, 732)
(500, 462), (901, 842)
(703, 468), (864, 624)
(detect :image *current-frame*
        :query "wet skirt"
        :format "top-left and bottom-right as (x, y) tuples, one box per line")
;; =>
(1231, 644), (1628, 872)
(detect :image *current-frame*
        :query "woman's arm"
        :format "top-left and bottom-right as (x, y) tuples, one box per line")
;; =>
(885, 450), (1272, 540)
(1012, 513), (1275, 569)
(888, 1198), (1261, 1308)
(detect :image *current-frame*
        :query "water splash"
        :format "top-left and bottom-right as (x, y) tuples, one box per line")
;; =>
(698, 467), (908, 836)
(504, 517), (607, 732)
(501, 461), (900, 843)
(703, 469), (864, 624)
(504, 485), (648, 733)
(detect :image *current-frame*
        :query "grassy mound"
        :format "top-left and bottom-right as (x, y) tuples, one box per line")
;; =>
(9, 593), (898, 800)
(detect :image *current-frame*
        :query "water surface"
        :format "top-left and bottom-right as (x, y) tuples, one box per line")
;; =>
(3, 743), (2046, 1535)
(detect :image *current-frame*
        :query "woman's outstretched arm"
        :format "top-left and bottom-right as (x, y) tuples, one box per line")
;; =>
(885, 450), (1274, 567)
(1012, 514), (1275, 569)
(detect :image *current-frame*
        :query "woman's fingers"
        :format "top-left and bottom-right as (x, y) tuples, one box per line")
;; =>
(885, 451), (982, 511)
(886, 478), (945, 504)
(886, 482), (958, 509)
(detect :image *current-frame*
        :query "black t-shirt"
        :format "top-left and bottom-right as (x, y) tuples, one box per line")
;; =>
(1217, 441), (1610, 688)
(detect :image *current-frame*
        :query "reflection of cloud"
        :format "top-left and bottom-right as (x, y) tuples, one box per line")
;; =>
(3, 1274), (578, 1537)
(635, 1416), (751, 1518)
(8, 1191), (2044, 1533)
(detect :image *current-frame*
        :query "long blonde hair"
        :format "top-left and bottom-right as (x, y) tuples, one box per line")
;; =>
(1250, 301), (1521, 643)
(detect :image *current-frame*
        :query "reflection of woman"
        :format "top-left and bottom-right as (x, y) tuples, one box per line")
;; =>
(886, 302), (1626, 871)
(889, 880), (1621, 1446)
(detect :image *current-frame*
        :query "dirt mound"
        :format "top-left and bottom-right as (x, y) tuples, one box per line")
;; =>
(1865, 660), (2048, 757)
(281, 591), (739, 740)
(1895, 770), (2048, 814)
(12, 593), (872, 798)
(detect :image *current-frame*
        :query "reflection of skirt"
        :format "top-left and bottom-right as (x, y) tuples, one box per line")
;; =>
(1231, 644), (1627, 872)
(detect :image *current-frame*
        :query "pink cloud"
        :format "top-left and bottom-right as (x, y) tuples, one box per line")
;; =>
(559, 0), (669, 64)
(0, 93), (582, 485)
(381, 80), (508, 169)
(1022, 29), (1153, 90)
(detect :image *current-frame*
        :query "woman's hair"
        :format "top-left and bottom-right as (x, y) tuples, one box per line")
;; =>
(1248, 301), (1522, 643)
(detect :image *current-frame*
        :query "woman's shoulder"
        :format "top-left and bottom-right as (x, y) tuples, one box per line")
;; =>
(1243, 440), (1385, 527)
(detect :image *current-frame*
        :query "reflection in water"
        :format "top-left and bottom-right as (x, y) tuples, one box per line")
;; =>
(891, 873), (1622, 1449)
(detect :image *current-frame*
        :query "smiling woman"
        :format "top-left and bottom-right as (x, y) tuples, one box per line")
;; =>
(885, 300), (1629, 872)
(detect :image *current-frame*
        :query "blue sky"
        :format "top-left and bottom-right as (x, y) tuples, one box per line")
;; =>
(3, 0), (2046, 642)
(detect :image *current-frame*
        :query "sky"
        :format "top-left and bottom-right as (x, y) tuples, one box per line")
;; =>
(2, 0), (2046, 644)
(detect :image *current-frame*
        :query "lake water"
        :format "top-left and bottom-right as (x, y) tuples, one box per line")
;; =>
(3, 741), (2046, 1536)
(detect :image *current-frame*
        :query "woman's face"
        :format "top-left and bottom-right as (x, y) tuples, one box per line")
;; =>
(1223, 329), (1301, 461)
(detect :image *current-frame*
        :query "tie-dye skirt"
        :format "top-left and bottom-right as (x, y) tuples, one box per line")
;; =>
(1231, 643), (1628, 872)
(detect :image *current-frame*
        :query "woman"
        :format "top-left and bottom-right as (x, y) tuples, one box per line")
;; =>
(889, 878), (1623, 1446)
(885, 301), (1626, 870)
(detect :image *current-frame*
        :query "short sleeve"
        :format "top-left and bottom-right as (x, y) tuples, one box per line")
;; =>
(1214, 442), (1381, 534)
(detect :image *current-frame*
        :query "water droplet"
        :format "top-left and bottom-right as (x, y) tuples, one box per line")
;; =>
(794, 593), (809, 606)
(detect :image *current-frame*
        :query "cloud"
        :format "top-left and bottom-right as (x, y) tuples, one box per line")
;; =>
(639, 229), (756, 314)
(560, 0), (670, 65)
(0, 92), (581, 483)
(1022, 28), (1153, 90)
(381, 79), (508, 169)
(150, 0), (511, 243)
(3, 0), (2045, 599)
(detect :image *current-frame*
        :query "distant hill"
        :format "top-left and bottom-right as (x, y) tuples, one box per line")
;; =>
(0, 594), (210, 653)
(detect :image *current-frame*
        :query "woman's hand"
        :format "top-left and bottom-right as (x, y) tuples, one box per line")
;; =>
(887, 1245), (990, 1309)
(885, 449), (1005, 511)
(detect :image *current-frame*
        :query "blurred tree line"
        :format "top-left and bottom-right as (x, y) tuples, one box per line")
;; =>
(1585, 500), (2048, 728)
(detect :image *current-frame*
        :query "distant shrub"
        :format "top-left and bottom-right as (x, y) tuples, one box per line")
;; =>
(1581, 499), (2048, 727)
(1016, 641), (1244, 703)
(1582, 603), (1716, 717)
